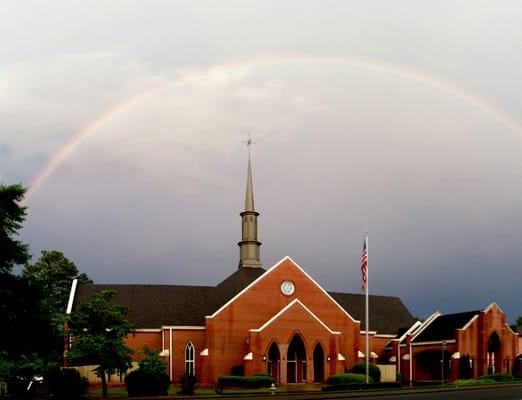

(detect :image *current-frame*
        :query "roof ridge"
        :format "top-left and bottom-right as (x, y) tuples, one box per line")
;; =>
(80, 283), (215, 289)
(329, 291), (403, 299)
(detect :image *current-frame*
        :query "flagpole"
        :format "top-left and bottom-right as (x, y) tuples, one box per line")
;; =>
(365, 230), (369, 384)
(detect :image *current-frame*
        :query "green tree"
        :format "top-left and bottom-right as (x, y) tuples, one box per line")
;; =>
(23, 250), (91, 316)
(22, 250), (91, 362)
(0, 183), (30, 274)
(67, 290), (134, 398)
(516, 315), (522, 326)
(0, 183), (48, 376)
(0, 273), (47, 358)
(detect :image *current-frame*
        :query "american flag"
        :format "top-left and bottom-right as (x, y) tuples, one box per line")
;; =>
(361, 237), (368, 291)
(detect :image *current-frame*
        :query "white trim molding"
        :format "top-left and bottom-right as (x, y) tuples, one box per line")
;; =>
(162, 326), (205, 330)
(484, 302), (502, 314)
(458, 314), (479, 331)
(134, 329), (162, 333)
(66, 279), (78, 314)
(243, 352), (253, 360)
(206, 256), (359, 324)
(337, 353), (346, 361)
(200, 348), (209, 356)
(412, 339), (456, 347)
(506, 323), (519, 335)
(249, 298), (341, 335)
(410, 312), (442, 342)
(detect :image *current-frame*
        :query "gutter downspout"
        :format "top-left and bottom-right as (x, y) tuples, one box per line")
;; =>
(397, 342), (401, 373)
(169, 328), (173, 381)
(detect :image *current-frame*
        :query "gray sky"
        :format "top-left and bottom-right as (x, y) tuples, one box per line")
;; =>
(1, 1), (521, 322)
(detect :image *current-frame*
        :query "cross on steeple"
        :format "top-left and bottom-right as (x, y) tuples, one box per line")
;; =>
(242, 135), (256, 159)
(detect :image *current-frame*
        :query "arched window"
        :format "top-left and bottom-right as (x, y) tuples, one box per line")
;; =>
(185, 342), (195, 376)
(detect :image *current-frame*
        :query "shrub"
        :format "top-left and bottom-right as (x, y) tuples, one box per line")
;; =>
(46, 366), (89, 399)
(218, 374), (275, 389)
(396, 370), (402, 383)
(138, 347), (167, 375)
(125, 348), (170, 396)
(179, 373), (198, 395)
(322, 381), (400, 391)
(0, 353), (13, 381)
(352, 363), (381, 383)
(126, 369), (170, 396)
(246, 374), (275, 387)
(326, 373), (373, 385)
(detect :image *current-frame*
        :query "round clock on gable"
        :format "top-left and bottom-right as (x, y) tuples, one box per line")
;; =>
(280, 280), (295, 296)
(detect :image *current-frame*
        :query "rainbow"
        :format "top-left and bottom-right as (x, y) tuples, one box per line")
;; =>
(25, 54), (522, 202)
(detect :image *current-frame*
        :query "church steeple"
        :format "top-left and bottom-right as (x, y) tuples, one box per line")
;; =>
(238, 138), (262, 268)
(245, 156), (255, 212)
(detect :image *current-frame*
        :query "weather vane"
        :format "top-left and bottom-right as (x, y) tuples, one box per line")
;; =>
(242, 134), (256, 158)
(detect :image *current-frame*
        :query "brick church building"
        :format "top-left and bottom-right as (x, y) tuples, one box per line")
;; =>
(67, 154), (519, 384)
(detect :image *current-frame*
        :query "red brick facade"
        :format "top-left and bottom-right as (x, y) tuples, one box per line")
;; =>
(153, 257), (362, 384)
(388, 303), (519, 383)
(75, 257), (518, 386)
(118, 260), (519, 386)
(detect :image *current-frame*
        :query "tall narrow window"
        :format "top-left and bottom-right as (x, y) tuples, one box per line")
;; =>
(185, 342), (195, 376)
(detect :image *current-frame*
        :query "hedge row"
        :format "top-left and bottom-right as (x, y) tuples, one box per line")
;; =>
(352, 363), (381, 383)
(322, 382), (402, 392)
(218, 374), (275, 388)
(479, 373), (516, 382)
(326, 373), (372, 385)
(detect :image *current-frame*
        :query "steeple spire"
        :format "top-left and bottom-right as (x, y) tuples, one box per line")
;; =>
(238, 137), (261, 268)
(245, 152), (255, 212)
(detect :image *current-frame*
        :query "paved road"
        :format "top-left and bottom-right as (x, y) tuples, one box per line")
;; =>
(211, 385), (522, 400)
(321, 386), (522, 400)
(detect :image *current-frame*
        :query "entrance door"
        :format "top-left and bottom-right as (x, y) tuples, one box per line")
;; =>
(267, 342), (280, 382)
(313, 343), (325, 382)
(487, 332), (501, 374)
(287, 334), (306, 383)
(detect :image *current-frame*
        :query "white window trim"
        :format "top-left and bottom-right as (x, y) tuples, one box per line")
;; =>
(185, 342), (195, 376)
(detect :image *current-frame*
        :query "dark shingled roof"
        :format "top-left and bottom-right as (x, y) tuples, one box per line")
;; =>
(412, 310), (480, 343)
(75, 284), (214, 327)
(74, 268), (415, 334)
(74, 268), (268, 328)
(329, 292), (415, 334)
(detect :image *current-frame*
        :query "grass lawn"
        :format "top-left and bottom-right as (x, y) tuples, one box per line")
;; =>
(86, 385), (278, 398)
(448, 377), (521, 387)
